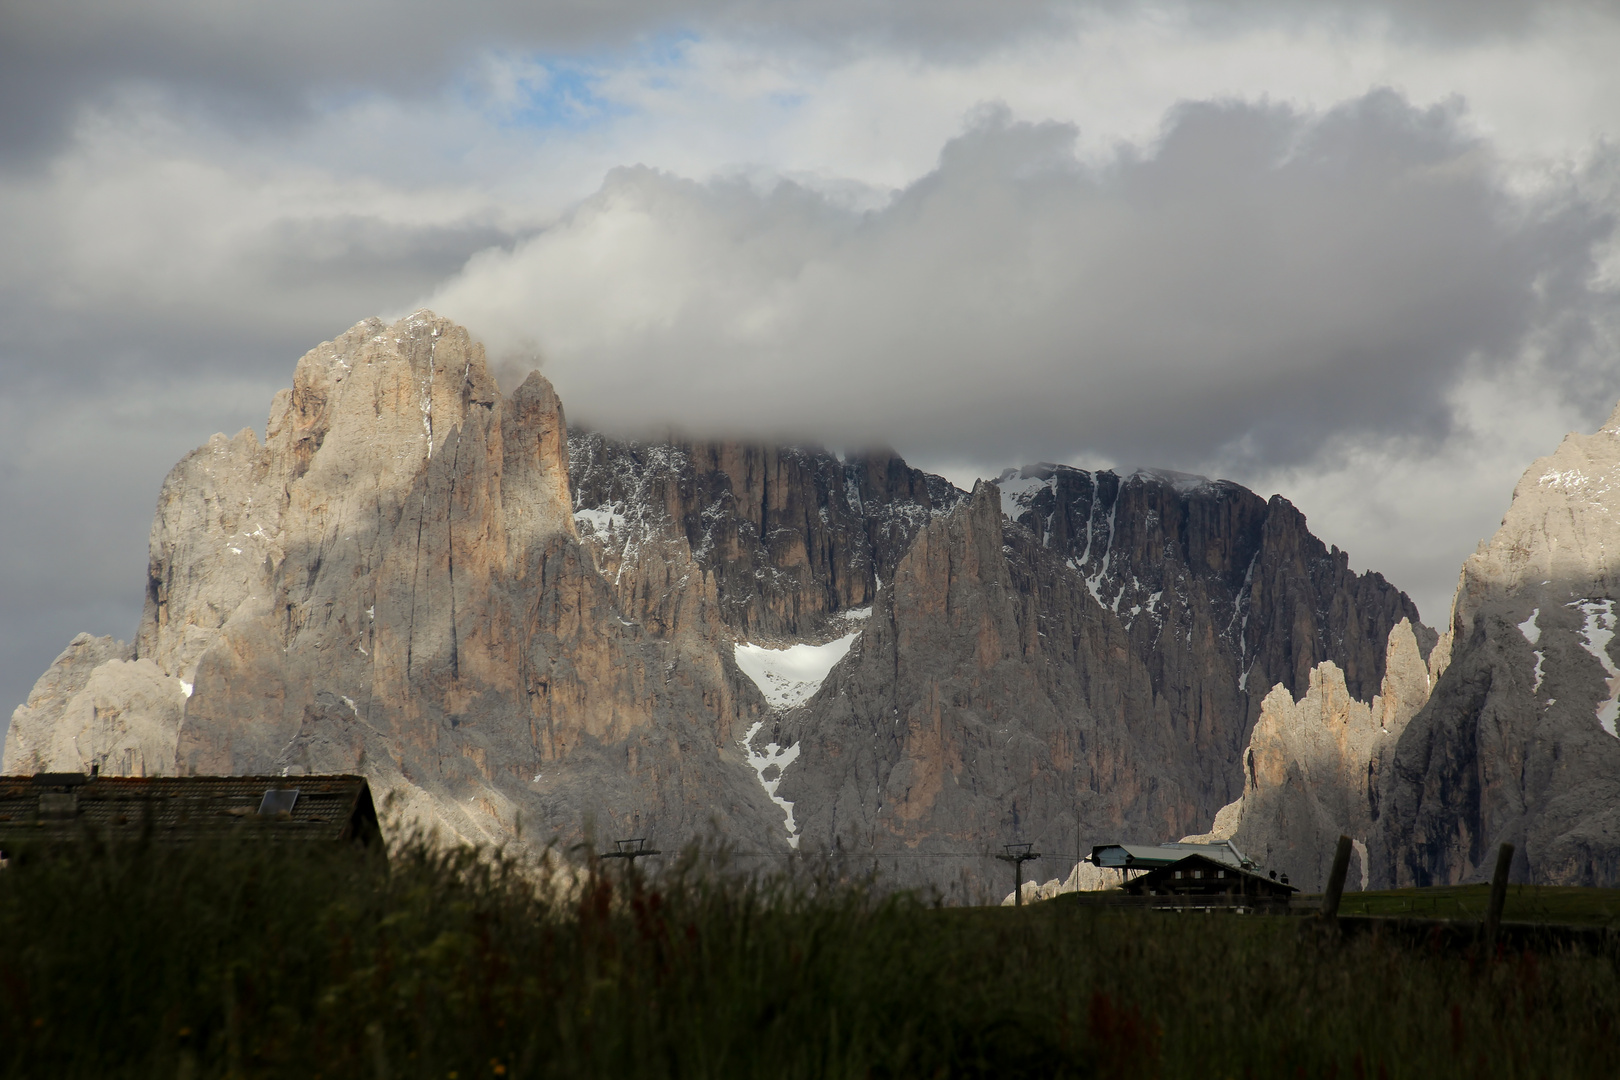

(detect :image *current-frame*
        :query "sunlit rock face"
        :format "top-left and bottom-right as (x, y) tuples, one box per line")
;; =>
(1183, 619), (1436, 891)
(1373, 403), (1620, 887)
(2, 634), (181, 780)
(3, 312), (788, 851)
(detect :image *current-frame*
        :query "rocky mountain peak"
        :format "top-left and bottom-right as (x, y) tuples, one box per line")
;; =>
(130, 310), (577, 690)
(1452, 403), (1620, 636)
(1187, 617), (1436, 889)
(6, 313), (786, 852)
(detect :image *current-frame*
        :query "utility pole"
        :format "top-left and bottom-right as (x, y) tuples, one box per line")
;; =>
(601, 837), (662, 871)
(997, 842), (1041, 907)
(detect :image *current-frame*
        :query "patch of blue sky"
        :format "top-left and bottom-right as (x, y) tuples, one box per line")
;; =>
(473, 31), (702, 135)
(633, 29), (702, 74)
(769, 90), (810, 112)
(476, 61), (626, 133)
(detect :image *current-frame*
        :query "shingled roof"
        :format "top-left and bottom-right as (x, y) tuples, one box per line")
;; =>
(0, 773), (382, 853)
(1091, 840), (1255, 871)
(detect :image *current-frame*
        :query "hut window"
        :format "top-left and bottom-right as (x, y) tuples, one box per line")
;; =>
(1174, 870), (1183, 879)
(258, 789), (300, 815)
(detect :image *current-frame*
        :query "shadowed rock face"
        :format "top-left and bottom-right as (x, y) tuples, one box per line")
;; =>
(778, 482), (1204, 901)
(768, 473), (1431, 899)
(568, 432), (961, 643)
(1372, 403), (1620, 888)
(999, 465), (1432, 727)
(559, 449), (1431, 896)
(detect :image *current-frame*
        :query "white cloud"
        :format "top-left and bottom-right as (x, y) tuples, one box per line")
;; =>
(425, 92), (1615, 466)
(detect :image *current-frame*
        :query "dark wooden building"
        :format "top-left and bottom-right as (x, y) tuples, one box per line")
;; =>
(1120, 853), (1297, 908)
(0, 773), (382, 858)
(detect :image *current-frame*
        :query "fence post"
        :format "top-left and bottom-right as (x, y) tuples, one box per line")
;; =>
(1484, 842), (1514, 952)
(1321, 835), (1354, 923)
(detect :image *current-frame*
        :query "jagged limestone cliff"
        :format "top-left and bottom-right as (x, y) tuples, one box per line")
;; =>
(770, 476), (1431, 898)
(4, 634), (182, 779)
(567, 432), (959, 644)
(778, 481), (1201, 900)
(4, 312), (788, 851)
(1200, 401), (1620, 891)
(1181, 619), (1436, 890)
(999, 465), (1432, 722)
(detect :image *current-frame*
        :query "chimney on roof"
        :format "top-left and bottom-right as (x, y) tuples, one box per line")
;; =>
(34, 772), (89, 787)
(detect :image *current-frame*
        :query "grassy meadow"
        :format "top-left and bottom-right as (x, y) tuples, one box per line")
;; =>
(1327, 883), (1620, 926)
(1, 831), (1618, 1079)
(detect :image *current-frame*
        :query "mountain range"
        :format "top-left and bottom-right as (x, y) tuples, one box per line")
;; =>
(7, 312), (1619, 897)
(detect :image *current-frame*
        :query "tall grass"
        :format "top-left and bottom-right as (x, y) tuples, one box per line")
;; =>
(0, 828), (1616, 1078)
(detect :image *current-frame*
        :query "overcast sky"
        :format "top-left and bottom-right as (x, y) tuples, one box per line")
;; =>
(4, 0), (1620, 742)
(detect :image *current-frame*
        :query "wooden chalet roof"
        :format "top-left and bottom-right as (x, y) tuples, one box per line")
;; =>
(1091, 840), (1254, 871)
(0, 773), (382, 851)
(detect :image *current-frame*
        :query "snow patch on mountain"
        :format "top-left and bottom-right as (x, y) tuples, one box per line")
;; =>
(995, 469), (1052, 520)
(1128, 467), (1215, 494)
(734, 633), (860, 711)
(574, 506), (627, 535)
(741, 721), (802, 849)
(1572, 599), (1620, 737)
(1520, 608), (1546, 692)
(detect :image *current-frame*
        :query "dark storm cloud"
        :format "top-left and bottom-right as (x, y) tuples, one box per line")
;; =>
(0, 0), (664, 164)
(3, 0), (1602, 166)
(432, 90), (1619, 473)
(0, 0), (1052, 165)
